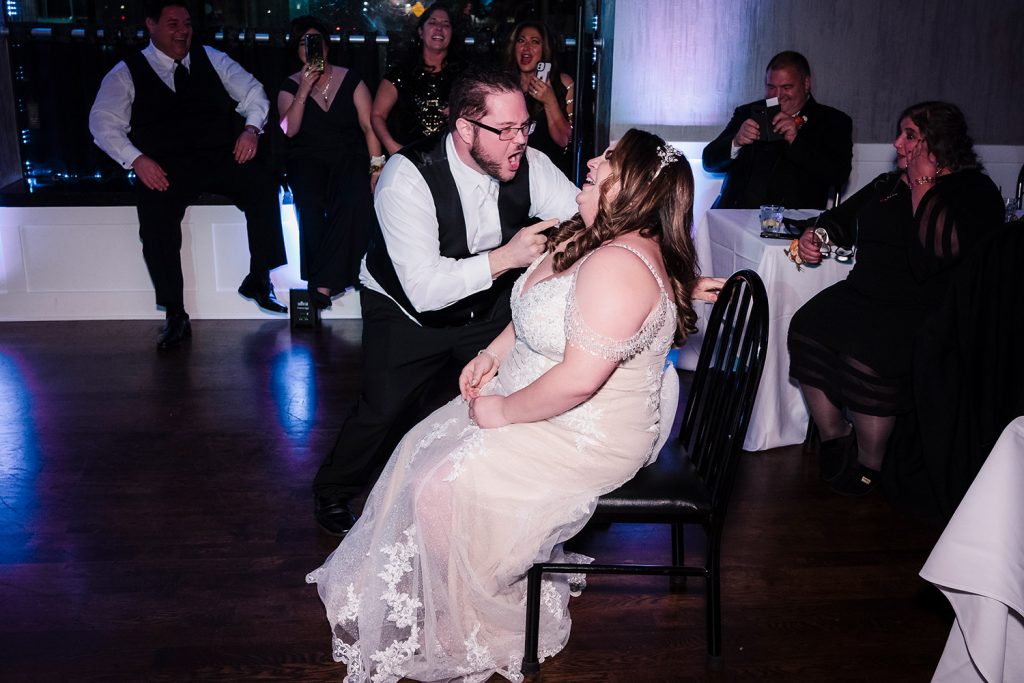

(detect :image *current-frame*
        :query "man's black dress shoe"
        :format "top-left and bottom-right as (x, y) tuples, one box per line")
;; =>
(157, 313), (191, 349)
(238, 274), (287, 313)
(314, 495), (358, 537)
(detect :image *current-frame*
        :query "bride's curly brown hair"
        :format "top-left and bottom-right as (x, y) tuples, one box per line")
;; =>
(546, 128), (699, 343)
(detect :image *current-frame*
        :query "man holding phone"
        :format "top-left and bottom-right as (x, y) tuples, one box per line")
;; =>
(702, 51), (852, 210)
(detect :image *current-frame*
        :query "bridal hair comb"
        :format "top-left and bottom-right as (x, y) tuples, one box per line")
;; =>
(654, 143), (681, 178)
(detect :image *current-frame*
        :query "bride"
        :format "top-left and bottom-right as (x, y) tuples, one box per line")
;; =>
(307, 128), (723, 682)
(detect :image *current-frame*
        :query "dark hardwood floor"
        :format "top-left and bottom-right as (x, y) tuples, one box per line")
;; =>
(0, 320), (951, 682)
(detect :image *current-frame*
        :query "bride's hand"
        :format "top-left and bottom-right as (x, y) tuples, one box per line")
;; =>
(693, 277), (727, 302)
(469, 395), (509, 428)
(459, 352), (499, 400)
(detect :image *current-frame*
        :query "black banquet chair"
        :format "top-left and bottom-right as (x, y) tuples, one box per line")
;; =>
(521, 269), (769, 673)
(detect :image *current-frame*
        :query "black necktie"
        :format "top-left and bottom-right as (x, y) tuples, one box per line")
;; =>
(173, 60), (189, 94)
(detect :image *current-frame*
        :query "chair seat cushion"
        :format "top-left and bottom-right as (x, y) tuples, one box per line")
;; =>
(595, 442), (712, 518)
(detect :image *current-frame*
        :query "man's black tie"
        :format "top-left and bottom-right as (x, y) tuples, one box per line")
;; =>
(173, 60), (189, 94)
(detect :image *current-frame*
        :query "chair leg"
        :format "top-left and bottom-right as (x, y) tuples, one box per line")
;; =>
(705, 529), (723, 670)
(521, 565), (543, 675)
(670, 521), (686, 590)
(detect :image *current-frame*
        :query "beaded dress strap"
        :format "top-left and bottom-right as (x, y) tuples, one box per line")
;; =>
(565, 243), (670, 362)
(594, 243), (667, 293)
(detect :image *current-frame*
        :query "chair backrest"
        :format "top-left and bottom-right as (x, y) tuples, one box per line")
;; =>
(679, 270), (769, 515)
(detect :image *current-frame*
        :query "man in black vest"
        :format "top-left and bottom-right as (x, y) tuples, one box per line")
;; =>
(702, 51), (853, 210)
(312, 64), (580, 536)
(89, 0), (288, 349)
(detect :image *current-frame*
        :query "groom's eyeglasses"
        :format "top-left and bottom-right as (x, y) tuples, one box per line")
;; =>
(465, 119), (536, 140)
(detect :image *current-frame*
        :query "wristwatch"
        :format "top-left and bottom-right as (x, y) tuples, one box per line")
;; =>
(244, 125), (263, 136)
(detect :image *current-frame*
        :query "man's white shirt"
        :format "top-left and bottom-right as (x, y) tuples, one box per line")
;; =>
(363, 134), (580, 319)
(88, 42), (269, 169)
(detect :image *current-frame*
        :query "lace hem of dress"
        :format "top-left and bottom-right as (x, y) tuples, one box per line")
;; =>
(564, 290), (667, 362)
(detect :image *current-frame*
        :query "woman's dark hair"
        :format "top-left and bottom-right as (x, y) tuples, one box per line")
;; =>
(288, 15), (332, 55)
(898, 101), (980, 172)
(503, 20), (569, 122)
(503, 20), (559, 74)
(410, 3), (458, 67)
(548, 129), (700, 342)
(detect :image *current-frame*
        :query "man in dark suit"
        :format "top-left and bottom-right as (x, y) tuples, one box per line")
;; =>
(89, 0), (288, 350)
(702, 51), (853, 210)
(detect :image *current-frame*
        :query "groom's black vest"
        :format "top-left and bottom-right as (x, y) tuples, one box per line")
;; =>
(365, 132), (534, 328)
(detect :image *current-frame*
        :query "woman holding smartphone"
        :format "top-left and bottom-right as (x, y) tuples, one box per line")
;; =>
(504, 20), (574, 174)
(278, 16), (384, 309)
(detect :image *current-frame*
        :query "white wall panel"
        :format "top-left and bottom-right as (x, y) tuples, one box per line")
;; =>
(0, 205), (361, 321)
(20, 221), (149, 292)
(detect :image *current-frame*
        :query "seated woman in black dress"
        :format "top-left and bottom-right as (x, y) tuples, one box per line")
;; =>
(278, 16), (384, 309)
(504, 20), (574, 175)
(787, 101), (1003, 496)
(370, 3), (462, 156)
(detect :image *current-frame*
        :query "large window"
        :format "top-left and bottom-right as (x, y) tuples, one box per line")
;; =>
(3, 1), (600, 196)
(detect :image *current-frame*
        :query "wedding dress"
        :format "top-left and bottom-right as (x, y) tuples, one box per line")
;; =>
(307, 243), (678, 682)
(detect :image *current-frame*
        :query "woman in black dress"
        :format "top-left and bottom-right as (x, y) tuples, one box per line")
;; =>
(787, 101), (1003, 496)
(370, 3), (462, 156)
(504, 20), (574, 175)
(278, 16), (384, 309)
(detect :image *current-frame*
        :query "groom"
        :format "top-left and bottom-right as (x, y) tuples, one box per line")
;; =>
(312, 64), (580, 535)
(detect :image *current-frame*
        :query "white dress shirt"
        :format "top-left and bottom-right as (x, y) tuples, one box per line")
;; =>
(363, 134), (580, 318)
(88, 42), (270, 169)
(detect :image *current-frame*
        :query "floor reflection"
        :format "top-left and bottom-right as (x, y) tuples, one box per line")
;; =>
(0, 352), (41, 563)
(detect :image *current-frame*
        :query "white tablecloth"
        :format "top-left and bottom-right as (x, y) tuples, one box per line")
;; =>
(920, 416), (1024, 683)
(679, 209), (852, 451)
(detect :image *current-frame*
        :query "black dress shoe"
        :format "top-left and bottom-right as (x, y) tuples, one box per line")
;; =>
(157, 313), (191, 349)
(238, 274), (288, 313)
(314, 495), (358, 537)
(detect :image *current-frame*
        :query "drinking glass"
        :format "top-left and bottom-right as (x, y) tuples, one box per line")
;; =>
(759, 205), (785, 233)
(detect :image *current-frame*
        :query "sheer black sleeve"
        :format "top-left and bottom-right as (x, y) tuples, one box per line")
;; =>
(909, 171), (1004, 281)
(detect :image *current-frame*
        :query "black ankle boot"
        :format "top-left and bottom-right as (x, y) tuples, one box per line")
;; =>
(830, 464), (879, 497)
(308, 288), (333, 310)
(819, 432), (855, 482)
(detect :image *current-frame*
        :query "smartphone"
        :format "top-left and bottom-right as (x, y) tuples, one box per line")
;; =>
(535, 62), (551, 83)
(751, 97), (783, 142)
(304, 33), (325, 71)
(760, 217), (803, 239)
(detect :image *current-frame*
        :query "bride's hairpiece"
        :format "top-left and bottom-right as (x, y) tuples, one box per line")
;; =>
(654, 143), (681, 178)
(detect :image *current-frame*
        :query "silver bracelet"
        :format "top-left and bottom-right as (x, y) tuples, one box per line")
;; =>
(477, 349), (500, 364)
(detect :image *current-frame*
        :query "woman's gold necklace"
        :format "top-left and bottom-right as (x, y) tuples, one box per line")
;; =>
(320, 66), (333, 103)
